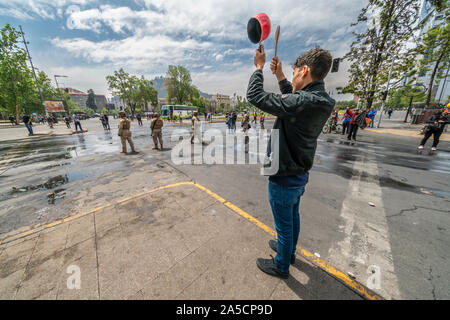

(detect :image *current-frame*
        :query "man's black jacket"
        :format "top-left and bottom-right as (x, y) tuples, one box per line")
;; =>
(247, 70), (335, 176)
(426, 113), (449, 131)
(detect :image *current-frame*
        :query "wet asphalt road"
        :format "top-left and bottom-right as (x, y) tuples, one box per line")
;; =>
(0, 117), (449, 299)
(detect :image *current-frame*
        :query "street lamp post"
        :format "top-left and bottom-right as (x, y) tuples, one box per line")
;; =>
(19, 25), (47, 116)
(54, 75), (68, 113)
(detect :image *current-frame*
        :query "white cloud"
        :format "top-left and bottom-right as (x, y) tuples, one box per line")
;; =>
(0, 7), (34, 20)
(0, 0), (93, 20)
(51, 34), (215, 72)
(1, 0), (367, 100)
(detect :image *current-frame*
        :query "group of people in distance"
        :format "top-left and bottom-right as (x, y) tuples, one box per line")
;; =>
(327, 103), (449, 150)
(16, 112), (84, 136)
(327, 106), (383, 141)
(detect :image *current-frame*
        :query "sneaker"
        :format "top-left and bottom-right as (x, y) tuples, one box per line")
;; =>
(268, 240), (295, 264)
(431, 147), (437, 151)
(418, 145), (424, 150)
(256, 257), (289, 279)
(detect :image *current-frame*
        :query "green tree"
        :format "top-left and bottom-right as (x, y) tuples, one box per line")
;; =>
(413, 6), (449, 107)
(0, 24), (39, 121)
(135, 76), (158, 112)
(190, 87), (208, 113)
(235, 95), (252, 112)
(164, 65), (193, 105)
(106, 69), (158, 115)
(341, 0), (423, 108)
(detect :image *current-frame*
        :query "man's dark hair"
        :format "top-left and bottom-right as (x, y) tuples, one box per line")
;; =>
(294, 46), (332, 80)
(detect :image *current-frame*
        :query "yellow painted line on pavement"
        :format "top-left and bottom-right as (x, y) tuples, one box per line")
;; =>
(191, 182), (383, 300)
(1, 179), (383, 300)
(0, 181), (195, 245)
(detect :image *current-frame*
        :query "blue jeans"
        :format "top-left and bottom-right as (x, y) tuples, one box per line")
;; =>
(369, 117), (375, 128)
(25, 123), (33, 134)
(75, 121), (82, 131)
(268, 180), (306, 273)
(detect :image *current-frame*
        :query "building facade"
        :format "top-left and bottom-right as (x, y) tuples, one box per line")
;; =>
(211, 94), (231, 113)
(416, 0), (449, 103)
(65, 88), (108, 111)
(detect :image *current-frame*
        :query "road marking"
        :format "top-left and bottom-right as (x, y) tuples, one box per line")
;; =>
(328, 152), (401, 299)
(0, 182), (194, 245)
(190, 182), (383, 300)
(1, 180), (383, 300)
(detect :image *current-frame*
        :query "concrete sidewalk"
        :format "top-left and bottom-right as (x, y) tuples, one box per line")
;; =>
(0, 179), (376, 300)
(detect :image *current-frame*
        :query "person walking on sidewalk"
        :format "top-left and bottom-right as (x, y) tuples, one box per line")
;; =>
(418, 111), (449, 151)
(247, 45), (334, 279)
(137, 113), (143, 126)
(151, 113), (164, 150)
(22, 113), (33, 135)
(388, 107), (393, 119)
(118, 111), (136, 153)
(347, 109), (360, 141)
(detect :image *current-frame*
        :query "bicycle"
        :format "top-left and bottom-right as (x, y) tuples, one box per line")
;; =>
(322, 119), (342, 134)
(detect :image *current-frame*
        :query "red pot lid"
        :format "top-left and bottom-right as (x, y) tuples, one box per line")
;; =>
(254, 13), (271, 42)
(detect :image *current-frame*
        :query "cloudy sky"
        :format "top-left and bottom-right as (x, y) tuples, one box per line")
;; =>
(0, 0), (367, 100)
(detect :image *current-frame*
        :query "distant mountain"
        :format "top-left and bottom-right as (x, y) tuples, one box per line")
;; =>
(151, 76), (211, 99)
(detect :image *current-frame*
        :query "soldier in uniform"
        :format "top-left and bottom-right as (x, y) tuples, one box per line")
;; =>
(190, 111), (202, 144)
(241, 110), (251, 153)
(118, 111), (136, 153)
(260, 112), (265, 129)
(241, 110), (250, 133)
(151, 113), (164, 150)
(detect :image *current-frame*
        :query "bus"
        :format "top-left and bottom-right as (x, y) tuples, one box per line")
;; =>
(161, 105), (197, 118)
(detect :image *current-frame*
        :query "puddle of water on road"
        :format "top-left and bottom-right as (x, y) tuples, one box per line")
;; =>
(46, 189), (66, 204)
(10, 171), (88, 195)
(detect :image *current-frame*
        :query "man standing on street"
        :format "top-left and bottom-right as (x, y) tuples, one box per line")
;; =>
(247, 45), (334, 279)
(103, 113), (111, 130)
(118, 111), (136, 153)
(347, 109), (360, 141)
(368, 107), (377, 128)
(341, 107), (352, 135)
(260, 112), (265, 129)
(64, 114), (71, 128)
(190, 111), (202, 144)
(73, 114), (83, 132)
(151, 113), (164, 150)
(22, 112), (33, 136)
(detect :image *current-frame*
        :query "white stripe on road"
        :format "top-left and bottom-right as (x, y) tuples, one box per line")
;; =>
(328, 151), (402, 299)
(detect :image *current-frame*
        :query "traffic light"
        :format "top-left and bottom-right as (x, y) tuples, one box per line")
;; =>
(331, 58), (340, 73)
(381, 90), (388, 101)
